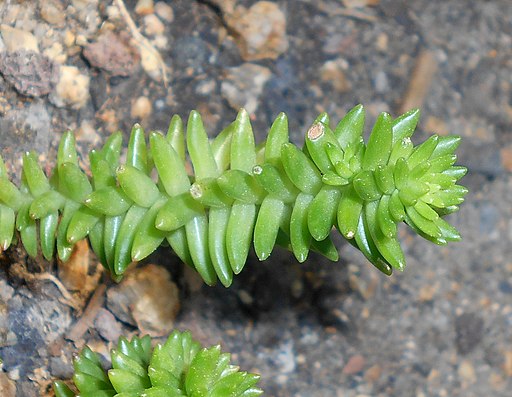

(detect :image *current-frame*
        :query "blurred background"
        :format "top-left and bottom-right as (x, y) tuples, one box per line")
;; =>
(0, 0), (511, 395)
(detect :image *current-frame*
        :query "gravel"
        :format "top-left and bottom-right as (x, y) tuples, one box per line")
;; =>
(0, 0), (511, 396)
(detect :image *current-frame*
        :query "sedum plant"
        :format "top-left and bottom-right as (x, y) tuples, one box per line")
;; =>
(0, 105), (467, 286)
(53, 330), (262, 397)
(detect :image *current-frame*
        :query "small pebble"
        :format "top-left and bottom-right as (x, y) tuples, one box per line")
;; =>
(376, 32), (388, 51)
(75, 34), (88, 46)
(0, 372), (16, 397)
(226, 1), (288, 61)
(71, 0), (93, 12)
(50, 65), (90, 109)
(57, 239), (90, 291)
(135, 0), (154, 15)
(0, 279), (14, 301)
(0, 24), (39, 53)
(152, 34), (168, 49)
(364, 364), (382, 382)
(140, 45), (162, 81)
(274, 341), (296, 374)
(0, 50), (59, 97)
(488, 372), (506, 390)
(374, 70), (389, 93)
(424, 116), (449, 136)
(418, 282), (439, 302)
(342, 354), (366, 375)
(131, 96), (153, 120)
(144, 14), (165, 36)
(221, 63), (272, 114)
(40, 0), (66, 26)
(107, 264), (180, 337)
(458, 359), (476, 383)
(500, 145), (512, 172)
(43, 42), (67, 64)
(77, 119), (100, 144)
(320, 59), (351, 93)
(342, 0), (380, 7)
(94, 308), (122, 342)
(64, 31), (77, 48)
(155, 2), (174, 22)
(83, 31), (139, 76)
(504, 351), (512, 377)
(195, 79), (216, 96)
(49, 355), (73, 379)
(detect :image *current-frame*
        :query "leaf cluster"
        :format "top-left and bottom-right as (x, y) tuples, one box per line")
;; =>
(53, 330), (262, 397)
(0, 105), (467, 286)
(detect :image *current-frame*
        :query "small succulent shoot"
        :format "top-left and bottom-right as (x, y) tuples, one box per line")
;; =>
(0, 105), (467, 286)
(53, 330), (263, 397)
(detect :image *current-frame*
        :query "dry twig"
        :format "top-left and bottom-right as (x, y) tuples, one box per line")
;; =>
(10, 263), (82, 311)
(114, 0), (169, 85)
(66, 283), (107, 342)
(399, 49), (438, 114)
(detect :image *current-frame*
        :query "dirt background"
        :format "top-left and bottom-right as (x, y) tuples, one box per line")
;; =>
(0, 0), (511, 396)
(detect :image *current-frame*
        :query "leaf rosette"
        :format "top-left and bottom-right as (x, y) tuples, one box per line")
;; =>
(53, 330), (263, 397)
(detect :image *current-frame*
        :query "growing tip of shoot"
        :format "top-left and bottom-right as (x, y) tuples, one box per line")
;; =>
(189, 184), (203, 199)
(116, 165), (125, 174)
(252, 165), (262, 175)
(307, 123), (324, 141)
(346, 231), (355, 239)
(235, 108), (250, 124)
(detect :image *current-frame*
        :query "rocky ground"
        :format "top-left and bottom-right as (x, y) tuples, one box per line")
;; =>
(0, 0), (511, 396)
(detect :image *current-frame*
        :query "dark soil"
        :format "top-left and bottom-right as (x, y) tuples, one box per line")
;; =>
(0, 1), (511, 396)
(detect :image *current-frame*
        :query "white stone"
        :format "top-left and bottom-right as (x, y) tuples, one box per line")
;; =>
(50, 65), (90, 109)
(155, 2), (174, 22)
(0, 24), (39, 53)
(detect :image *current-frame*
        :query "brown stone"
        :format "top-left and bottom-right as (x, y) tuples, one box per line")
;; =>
(364, 364), (382, 382)
(40, 0), (66, 26)
(0, 50), (59, 97)
(50, 65), (90, 109)
(226, 1), (288, 61)
(342, 354), (366, 375)
(503, 351), (512, 377)
(131, 96), (153, 120)
(107, 264), (180, 337)
(0, 372), (16, 397)
(500, 145), (512, 172)
(83, 31), (139, 77)
(320, 60), (351, 93)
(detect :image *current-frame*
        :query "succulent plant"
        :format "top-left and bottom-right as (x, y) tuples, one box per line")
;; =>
(0, 105), (467, 286)
(53, 330), (262, 397)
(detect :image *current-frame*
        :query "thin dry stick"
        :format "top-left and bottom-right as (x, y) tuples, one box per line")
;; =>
(66, 283), (107, 342)
(114, 0), (169, 86)
(332, 8), (377, 22)
(10, 263), (81, 310)
(314, 2), (377, 23)
(399, 49), (438, 114)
